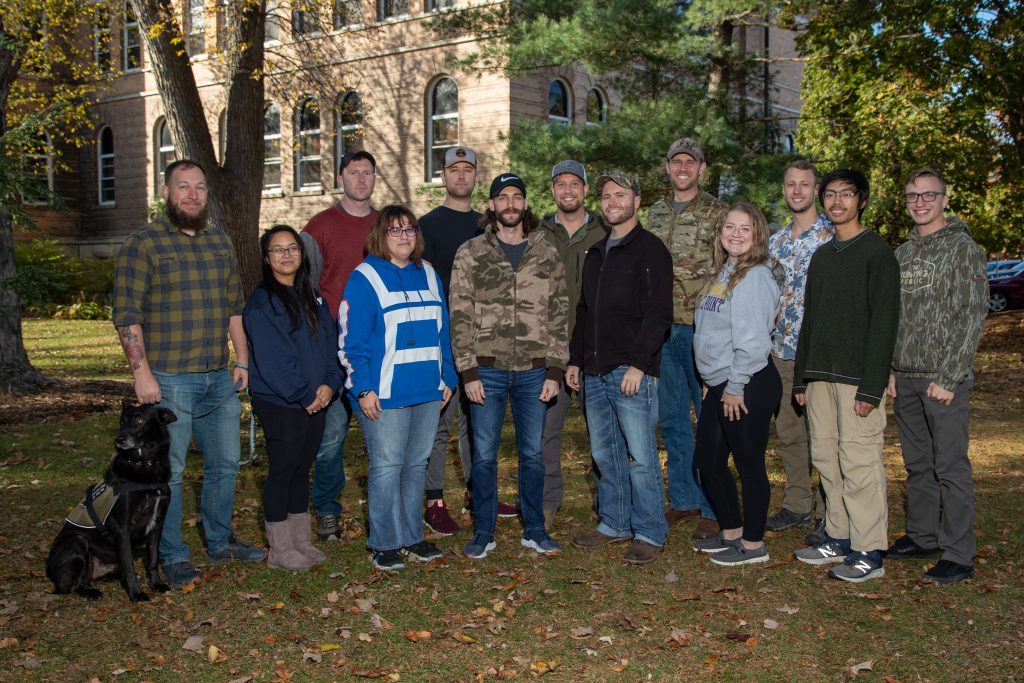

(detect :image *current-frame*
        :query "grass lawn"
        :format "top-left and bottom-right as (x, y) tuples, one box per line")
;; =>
(0, 316), (1022, 681)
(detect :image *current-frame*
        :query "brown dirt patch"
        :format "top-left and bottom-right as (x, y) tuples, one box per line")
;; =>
(0, 379), (133, 426)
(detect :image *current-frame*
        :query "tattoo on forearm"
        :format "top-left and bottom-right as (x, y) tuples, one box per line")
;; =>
(116, 326), (146, 370)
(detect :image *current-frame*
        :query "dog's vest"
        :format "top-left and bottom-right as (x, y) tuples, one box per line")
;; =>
(65, 480), (168, 530)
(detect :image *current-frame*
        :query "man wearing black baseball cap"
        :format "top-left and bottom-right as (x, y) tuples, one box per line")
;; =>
(448, 172), (569, 559)
(299, 149), (378, 544)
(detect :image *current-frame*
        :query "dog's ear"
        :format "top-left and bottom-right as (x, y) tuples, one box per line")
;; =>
(157, 408), (178, 425)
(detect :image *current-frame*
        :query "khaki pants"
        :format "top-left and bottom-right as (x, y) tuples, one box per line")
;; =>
(772, 356), (824, 516)
(805, 381), (888, 552)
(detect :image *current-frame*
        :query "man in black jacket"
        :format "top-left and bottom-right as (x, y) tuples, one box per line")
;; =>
(566, 171), (673, 564)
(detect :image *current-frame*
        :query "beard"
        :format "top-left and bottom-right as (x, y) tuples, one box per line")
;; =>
(555, 195), (583, 213)
(496, 208), (523, 228)
(603, 202), (636, 226)
(445, 183), (474, 200)
(166, 200), (209, 231)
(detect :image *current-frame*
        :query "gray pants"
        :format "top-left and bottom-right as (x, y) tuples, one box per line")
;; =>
(424, 384), (473, 499)
(540, 383), (573, 512)
(893, 375), (976, 566)
(772, 356), (824, 516)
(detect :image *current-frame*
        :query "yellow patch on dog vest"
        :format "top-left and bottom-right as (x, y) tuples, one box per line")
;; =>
(66, 482), (118, 529)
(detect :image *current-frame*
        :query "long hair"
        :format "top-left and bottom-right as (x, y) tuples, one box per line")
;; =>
(365, 205), (425, 264)
(480, 206), (541, 236)
(258, 224), (320, 333)
(709, 202), (773, 297)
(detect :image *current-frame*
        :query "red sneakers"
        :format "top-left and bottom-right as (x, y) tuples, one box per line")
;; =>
(423, 501), (460, 536)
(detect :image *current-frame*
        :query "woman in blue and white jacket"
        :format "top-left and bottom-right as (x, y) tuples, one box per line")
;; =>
(339, 205), (458, 571)
(692, 202), (782, 567)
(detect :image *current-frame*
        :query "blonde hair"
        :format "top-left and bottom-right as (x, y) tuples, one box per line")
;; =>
(708, 201), (772, 296)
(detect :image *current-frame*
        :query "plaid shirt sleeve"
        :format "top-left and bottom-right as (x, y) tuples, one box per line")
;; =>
(112, 230), (152, 327)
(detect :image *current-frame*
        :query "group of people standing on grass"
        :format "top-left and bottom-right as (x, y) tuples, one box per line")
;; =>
(112, 135), (988, 587)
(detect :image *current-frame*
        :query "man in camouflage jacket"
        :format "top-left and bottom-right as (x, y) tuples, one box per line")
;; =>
(885, 168), (988, 585)
(449, 173), (569, 559)
(645, 137), (728, 539)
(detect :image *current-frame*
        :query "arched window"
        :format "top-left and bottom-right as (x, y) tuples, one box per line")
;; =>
(335, 91), (364, 186)
(548, 80), (571, 125)
(427, 77), (458, 179)
(155, 119), (176, 192)
(585, 88), (607, 125)
(295, 99), (322, 190)
(23, 131), (53, 205)
(264, 103), (282, 191)
(98, 127), (115, 205)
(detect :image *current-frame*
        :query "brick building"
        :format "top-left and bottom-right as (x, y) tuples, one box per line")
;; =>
(25, 1), (802, 258)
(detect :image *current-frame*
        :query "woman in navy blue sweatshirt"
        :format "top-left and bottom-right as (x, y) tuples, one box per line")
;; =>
(339, 205), (458, 571)
(244, 225), (342, 571)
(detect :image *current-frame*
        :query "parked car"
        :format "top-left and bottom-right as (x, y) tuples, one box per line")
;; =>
(989, 266), (1024, 313)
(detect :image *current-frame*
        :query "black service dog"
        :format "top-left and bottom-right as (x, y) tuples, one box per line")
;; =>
(46, 403), (177, 601)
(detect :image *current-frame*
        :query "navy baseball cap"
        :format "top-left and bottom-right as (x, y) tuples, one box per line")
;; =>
(489, 173), (526, 198)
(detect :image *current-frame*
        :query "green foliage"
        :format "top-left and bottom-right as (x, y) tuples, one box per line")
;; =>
(797, 0), (1023, 253)
(8, 239), (113, 317)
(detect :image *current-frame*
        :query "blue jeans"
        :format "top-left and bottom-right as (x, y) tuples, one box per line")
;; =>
(358, 400), (442, 551)
(468, 366), (547, 538)
(153, 369), (242, 564)
(311, 393), (352, 517)
(660, 324), (714, 518)
(585, 365), (668, 547)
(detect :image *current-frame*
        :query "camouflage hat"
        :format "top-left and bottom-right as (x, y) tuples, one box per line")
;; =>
(594, 170), (640, 195)
(444, 146), (477, 168)
(666, 137), (704, 164)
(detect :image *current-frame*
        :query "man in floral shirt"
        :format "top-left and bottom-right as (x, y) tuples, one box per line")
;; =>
(766, 160), (834, 537)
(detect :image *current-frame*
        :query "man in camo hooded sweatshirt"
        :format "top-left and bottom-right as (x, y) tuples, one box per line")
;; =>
(885, 168), (988, 585)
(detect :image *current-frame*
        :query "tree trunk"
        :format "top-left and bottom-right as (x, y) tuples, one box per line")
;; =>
(707, 19), (734, 111)
(131, 0), (266, 297)
(0, 30), (55, 394)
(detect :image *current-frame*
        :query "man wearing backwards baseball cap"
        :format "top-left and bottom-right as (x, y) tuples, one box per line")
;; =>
(538, 160), (609, 531)
(448, 173), (569, 559)
(568, 171), (673, 564)
(646, 137), (727, 540)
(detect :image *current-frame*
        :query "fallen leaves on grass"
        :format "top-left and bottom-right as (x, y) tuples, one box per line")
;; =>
(182, 635), (203, 652)
(404, 629), (431, 642)
(763, 618), (780, 630)
(667, 627), (692, 647)
(208, 644), (227, 663)
(848, 660), (874, 677)
(665, 569), (679, 583)
(352, 665), (400, 679)
(570, 626), (594, 639)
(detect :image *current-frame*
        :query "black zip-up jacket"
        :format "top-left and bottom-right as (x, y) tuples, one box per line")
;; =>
(569, 222), (673, 377)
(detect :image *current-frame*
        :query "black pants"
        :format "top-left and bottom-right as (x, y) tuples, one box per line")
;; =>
(253, 397), (327, 523)
(694, 363), (781, 542)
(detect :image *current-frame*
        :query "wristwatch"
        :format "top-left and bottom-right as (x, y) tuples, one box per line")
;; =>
(357, 390), (372, 399)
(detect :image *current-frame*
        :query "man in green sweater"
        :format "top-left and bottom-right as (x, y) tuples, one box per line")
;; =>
(792, 169), (900, 583)
(885, 168), (988, 585)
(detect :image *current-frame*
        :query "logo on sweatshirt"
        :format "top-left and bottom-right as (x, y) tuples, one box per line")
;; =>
(900, 257), (935, 293)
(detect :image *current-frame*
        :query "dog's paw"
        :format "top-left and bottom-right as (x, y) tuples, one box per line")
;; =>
(76, 587), (103, 600)
(129, 591), (151, 603)
(152, 582), (171, 594)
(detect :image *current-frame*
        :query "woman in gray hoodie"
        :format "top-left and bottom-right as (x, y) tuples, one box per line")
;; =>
(692, 202), (782, 566)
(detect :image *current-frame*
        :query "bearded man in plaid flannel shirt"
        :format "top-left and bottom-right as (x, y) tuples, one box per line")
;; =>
(113, 160), (266, 588)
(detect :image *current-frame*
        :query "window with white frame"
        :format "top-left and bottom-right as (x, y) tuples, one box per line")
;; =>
(98, 127), (115, 205)
(295, 99), (322, 190)
(334, 91), (364, 184)
(155, 119), (176, 192)
(334, 0), (361, 28)
(185, 0), (206, 55)
(585, 88), (607, 125)
(123, 1), (141, 70)
(428, 0), (456, 10)
(266, 0), (282, 42)
(94, 9), (112, 72)
(378, 0), (409, 21)
(293, 0), (317, 36)
(264, 103), (282, 191)
(22, 132), (54, 205)
(427, 77), (458, 180)
(548, 80), (571, 125)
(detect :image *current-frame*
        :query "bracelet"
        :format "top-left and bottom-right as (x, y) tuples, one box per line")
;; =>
(235, 362), (249, 371)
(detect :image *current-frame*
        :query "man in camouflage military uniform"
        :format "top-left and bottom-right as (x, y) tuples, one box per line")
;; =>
(646, 137), (728, 539)
(449, 173), (569, 559)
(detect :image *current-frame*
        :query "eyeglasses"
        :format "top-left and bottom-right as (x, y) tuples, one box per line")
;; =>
(268, 245), (301, 257)
(905, 191), (944, 203)
(386, 225), (420, 238)
(822, 190), (858, 201)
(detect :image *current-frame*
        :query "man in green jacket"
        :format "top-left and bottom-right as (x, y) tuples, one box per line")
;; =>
(885, 168), (988, 585)
(539, 160), (608, 530)
(646, 138), (727, 539)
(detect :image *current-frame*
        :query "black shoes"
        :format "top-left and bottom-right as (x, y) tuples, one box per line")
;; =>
(923, 559), (975, 584)
(765, 508), (812, 532)
(886, 535), (941, 560)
